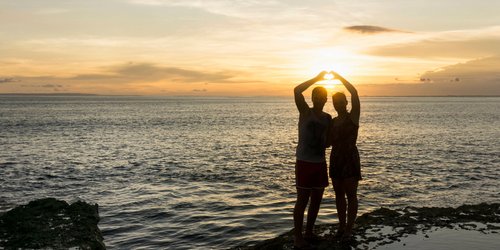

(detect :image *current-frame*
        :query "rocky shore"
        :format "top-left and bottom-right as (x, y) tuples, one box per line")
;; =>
(235, 203), (500, 250)
(0, 198), (105, 249)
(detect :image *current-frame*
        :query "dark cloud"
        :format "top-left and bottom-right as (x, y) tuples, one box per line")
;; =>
(0, 78), (19, 83)
(11, 63), (239, 85)
(20, 84), (64, 88)
(69, 74), (118, 81)
(64, 63), (236, 83)
(112, 63), (234, 82)
(192, 89), (207, 92)
(343, 25), (407, 34)
(41, 84), (63, 88)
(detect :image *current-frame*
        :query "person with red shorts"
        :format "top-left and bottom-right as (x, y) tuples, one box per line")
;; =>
(293, 71), (331, 249)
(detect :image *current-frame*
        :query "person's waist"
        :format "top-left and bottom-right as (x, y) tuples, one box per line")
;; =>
(296, 154), (327, 163)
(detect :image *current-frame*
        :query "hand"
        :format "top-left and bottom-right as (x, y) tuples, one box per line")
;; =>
(314, 71), (328, 81)
(329, 70), (342, 80)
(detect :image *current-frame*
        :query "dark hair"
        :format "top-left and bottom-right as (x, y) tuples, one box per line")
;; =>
(312, 86), (327, 98)
(332, 92), (347, 102)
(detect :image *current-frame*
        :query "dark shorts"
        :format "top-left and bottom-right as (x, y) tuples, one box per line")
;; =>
(295, 160), (329, 189)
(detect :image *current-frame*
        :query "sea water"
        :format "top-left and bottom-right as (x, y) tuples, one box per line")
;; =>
(0, 96), (499, 249)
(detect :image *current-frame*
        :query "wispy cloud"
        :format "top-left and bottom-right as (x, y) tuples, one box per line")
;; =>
(35, 8), (70, 15)
(127, 0), (284, 20)
(21, 84), (64, 88)
(12, 62), (238, 84)
(192, 88), (207, 92)
(111, 63), (235, 82)
(365, 26), (500, 58)
(126, 0), (342, 23)
(356, 56), (500, 96)
(0, 78), (19, 83)
(344, 25), (408, 34)
(368, 38), (500, 58)
(421, 56), (500, 82)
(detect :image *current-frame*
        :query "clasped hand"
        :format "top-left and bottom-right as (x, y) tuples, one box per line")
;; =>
(315, 71), (342, 81)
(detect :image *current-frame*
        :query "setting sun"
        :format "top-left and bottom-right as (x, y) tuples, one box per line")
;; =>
(320, 80), (342, 92)
(318, 74), (343, 92)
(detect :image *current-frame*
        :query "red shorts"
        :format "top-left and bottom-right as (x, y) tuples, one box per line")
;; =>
(295, 160), (329, 189)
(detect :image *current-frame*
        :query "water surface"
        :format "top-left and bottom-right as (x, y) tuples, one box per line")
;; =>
(1, 96), (499, 249)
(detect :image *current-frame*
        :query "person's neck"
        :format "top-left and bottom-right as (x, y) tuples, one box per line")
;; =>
(312, 106), (323, 114)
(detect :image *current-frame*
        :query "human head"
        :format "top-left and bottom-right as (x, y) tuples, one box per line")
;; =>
(332, 92), (348, 113)
(311, 86), (327, 109)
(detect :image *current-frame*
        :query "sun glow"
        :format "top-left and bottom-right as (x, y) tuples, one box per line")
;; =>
(296, 48), (358, 94)
(302, 48), (355, 77)
(318, 79), (342, 92)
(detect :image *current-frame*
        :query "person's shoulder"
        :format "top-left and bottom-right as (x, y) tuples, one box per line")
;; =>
(298, 108), (312, 118)
(323, 112), (332, 119)
(347, 112), (359, 126)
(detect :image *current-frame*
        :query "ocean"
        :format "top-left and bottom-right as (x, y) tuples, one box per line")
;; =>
(0, 95), (499, 249)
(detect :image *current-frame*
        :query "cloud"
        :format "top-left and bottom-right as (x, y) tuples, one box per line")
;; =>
(111, 63), (234, 82)
(357, 56), (500, 96)
(126, 0), (284, 20)
(10, 62), (238, 85)
(126, 0), (342, 24)
(20, 84), (63, 88)
(192, 88), (207, 92)
(0, 78), (19, 83)
(36, 8), (70, 15)
(40, 84), (64, 88)
(343, 25), (407, 34)
(365, 26), (500, 58)
(421, 56), (500, 82)
(368, 38), (500, 58)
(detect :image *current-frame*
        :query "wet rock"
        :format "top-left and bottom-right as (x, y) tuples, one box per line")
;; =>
(234, 203), (500, 250)
(0, 198), (105, 249)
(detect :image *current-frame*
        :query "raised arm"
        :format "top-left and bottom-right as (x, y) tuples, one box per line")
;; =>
(294, 71), (327, 113)
(332, 71), (360, 125)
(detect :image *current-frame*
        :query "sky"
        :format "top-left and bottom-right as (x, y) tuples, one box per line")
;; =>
(1, 0), (500, 96)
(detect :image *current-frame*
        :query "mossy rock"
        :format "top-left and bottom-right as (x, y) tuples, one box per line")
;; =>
(0, 198), (105, 249)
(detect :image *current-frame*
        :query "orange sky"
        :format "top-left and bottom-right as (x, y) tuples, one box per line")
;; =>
(1, 0), (500, 96)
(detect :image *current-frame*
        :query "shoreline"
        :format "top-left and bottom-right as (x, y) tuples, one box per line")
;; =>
(235, 203), (500, 250)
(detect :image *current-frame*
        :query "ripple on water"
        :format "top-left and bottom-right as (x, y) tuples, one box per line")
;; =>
(1, 96), (499, 249)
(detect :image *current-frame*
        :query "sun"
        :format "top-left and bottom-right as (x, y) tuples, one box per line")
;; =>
(302, 48), (354, 76)
(290, 47), (358, 93)
(316, 72), (342, 91)
(318, 79), (342, 92)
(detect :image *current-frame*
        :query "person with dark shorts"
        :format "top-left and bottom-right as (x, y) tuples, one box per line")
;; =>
(293, 71), (331, 249)
(327, 71), (361, 241)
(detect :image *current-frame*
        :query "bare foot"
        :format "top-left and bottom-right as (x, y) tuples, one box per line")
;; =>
(304, 233), (321, 243)
(294, 238), (308, 249)
(340, 230), (354, 243)
(334, 227), (345, 239)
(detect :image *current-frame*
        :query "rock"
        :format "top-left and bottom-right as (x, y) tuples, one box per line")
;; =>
(234, 203), (500, 250)
(0, 198), (105, 249)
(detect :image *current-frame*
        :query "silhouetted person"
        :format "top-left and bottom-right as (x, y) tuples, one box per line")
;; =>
(293, 71), (331, 249)
(327, 71), (361, 241)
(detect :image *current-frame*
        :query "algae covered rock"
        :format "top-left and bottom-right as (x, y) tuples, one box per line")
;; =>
(0, 198), (105, 249)
(235, 203), (500, 250)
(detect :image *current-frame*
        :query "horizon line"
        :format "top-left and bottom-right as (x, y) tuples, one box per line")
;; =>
(1, 93), (500, 98)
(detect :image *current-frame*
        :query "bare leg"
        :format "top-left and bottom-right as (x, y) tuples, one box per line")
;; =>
(332, 179), (346, 234)
(294, 188), (311, 247)
(344, 177), (359, 237)
(305, 188), (324, 238)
